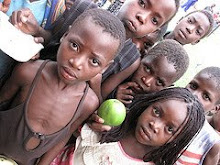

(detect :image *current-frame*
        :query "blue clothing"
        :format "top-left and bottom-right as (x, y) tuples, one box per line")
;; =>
(181, 0), (198, 12)
(0, 0), (47, 25)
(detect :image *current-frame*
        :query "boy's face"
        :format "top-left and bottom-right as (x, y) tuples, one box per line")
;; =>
(56, 17), (119, 84)
(173, 12), (210, 45)
(132, 31), (158, 56)
(186, 72), (220, 111)
(131, 55), (177, 94)
(135, 99), (187, 146)
(117, 0), (176, 39)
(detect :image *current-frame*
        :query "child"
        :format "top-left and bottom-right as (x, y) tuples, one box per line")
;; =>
(13, 0), (180, 101)
(164, 10), (214, 45)
(0, 8), (126, 165)
(132, 23), (168, 57)
(107, 39), (189, 105)
(175, 67), (220, 165)
(51, 87), (205, 165)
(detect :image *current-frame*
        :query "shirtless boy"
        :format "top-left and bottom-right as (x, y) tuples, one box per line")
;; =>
(0, 8), (125, 165)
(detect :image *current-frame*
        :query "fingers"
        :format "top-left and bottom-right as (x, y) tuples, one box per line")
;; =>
(34, 37), (44, 44)
(87, 113), (112, 132)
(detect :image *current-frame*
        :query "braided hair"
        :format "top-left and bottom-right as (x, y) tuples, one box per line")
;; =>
(100, 87), (205, 165)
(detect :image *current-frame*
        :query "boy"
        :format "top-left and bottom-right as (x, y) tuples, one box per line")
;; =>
(89, 39), (189, 132)
(132, 23), (168, 57)
(164, 10), (214, 45)
(175, 67), (220, 165)
(107, 39), (189, 105)
(0, 8), (126, 165)
(11, 0), (180, 101)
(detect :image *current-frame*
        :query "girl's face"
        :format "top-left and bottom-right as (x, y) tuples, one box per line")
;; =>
(117, 0), (176, 38)
(135, 99), (187, 146)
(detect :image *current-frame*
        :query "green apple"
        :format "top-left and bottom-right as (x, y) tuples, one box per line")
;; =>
(97, 99), (126, 126)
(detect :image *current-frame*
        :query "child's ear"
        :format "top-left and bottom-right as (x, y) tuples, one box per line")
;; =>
(100, 60), (114, 74)
(191, 40), (200, 45)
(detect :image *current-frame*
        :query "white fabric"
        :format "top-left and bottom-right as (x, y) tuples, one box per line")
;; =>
(73, 124), (154, 165)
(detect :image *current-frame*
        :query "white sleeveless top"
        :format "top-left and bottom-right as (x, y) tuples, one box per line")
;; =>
(73, 124), (154, 165)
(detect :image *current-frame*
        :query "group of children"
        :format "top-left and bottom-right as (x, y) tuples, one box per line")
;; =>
(0, 0), (220, 165)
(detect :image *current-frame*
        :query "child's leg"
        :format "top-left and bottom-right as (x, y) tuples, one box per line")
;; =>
(50, 144), (75, 165)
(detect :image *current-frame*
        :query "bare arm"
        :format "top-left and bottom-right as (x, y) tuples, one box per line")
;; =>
(0, 61), (38, 103)
(36, 89), (100, 164)
(101, 58), (140, 100)
(203, 142), (220, 165)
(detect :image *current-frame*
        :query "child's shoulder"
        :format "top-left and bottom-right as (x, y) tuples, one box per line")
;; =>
(84, 87), (100, 111)
(13, 60), (47, 84)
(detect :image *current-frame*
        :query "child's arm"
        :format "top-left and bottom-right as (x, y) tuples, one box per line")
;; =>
(203, 142), (220, 165)
(0, 61), (37, 103)
(101, 58), (140, 100)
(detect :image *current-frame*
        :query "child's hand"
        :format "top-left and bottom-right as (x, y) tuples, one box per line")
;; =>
(9, 8), (40, 36)
(87, 113), (112, 132)
(116, 82), (137, 105)
(0, 0), (11, 13)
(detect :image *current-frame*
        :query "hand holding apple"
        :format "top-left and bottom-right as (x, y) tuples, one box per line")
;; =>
(97, 99), (126, 126)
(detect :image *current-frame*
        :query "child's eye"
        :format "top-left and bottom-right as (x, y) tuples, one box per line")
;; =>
(144, 65), (151, 73)
(166, 126), (174, 134)
(70, 42), (78, 51)
(196, 29), (202, 36)
(203, 93), (211, 101)
(153, 107), (160, 117)
(139, 0), (146, 8)
(189, 82), (197, 90)
(187, 18), (192, 24)
(156, 79), (164, 87)
(151, 17), (158, 25)
(91, 58), (100, 66)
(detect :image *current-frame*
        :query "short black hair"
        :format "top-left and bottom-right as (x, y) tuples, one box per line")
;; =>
(101, 87), (205, 165)
(72, 8), (126, 56)
(180, 10), (214, 39)
(146, 39), (189, 82)
(197, 66), (220, 102)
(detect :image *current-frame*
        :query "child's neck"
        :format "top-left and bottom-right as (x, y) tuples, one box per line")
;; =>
(120, 130), (154, 160)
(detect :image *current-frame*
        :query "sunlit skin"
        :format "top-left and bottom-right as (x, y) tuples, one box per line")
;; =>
(117, 0), (176, 39)
(171, 12), (210, 45)
(186, 72), (220, 111)
(131, 56), (177, 94)
(57, 17), (119, 85)
(120, 99), (188, 159)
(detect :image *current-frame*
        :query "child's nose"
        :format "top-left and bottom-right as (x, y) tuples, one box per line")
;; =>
(69, 57), (83, 70)
(186, 25), (196, 34)
(143, 76), (154, 87)
(149, 121), (161, 134)
(136, 12), (149, 25)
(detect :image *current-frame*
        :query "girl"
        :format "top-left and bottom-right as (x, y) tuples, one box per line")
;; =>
(51, 87), (205, 165)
